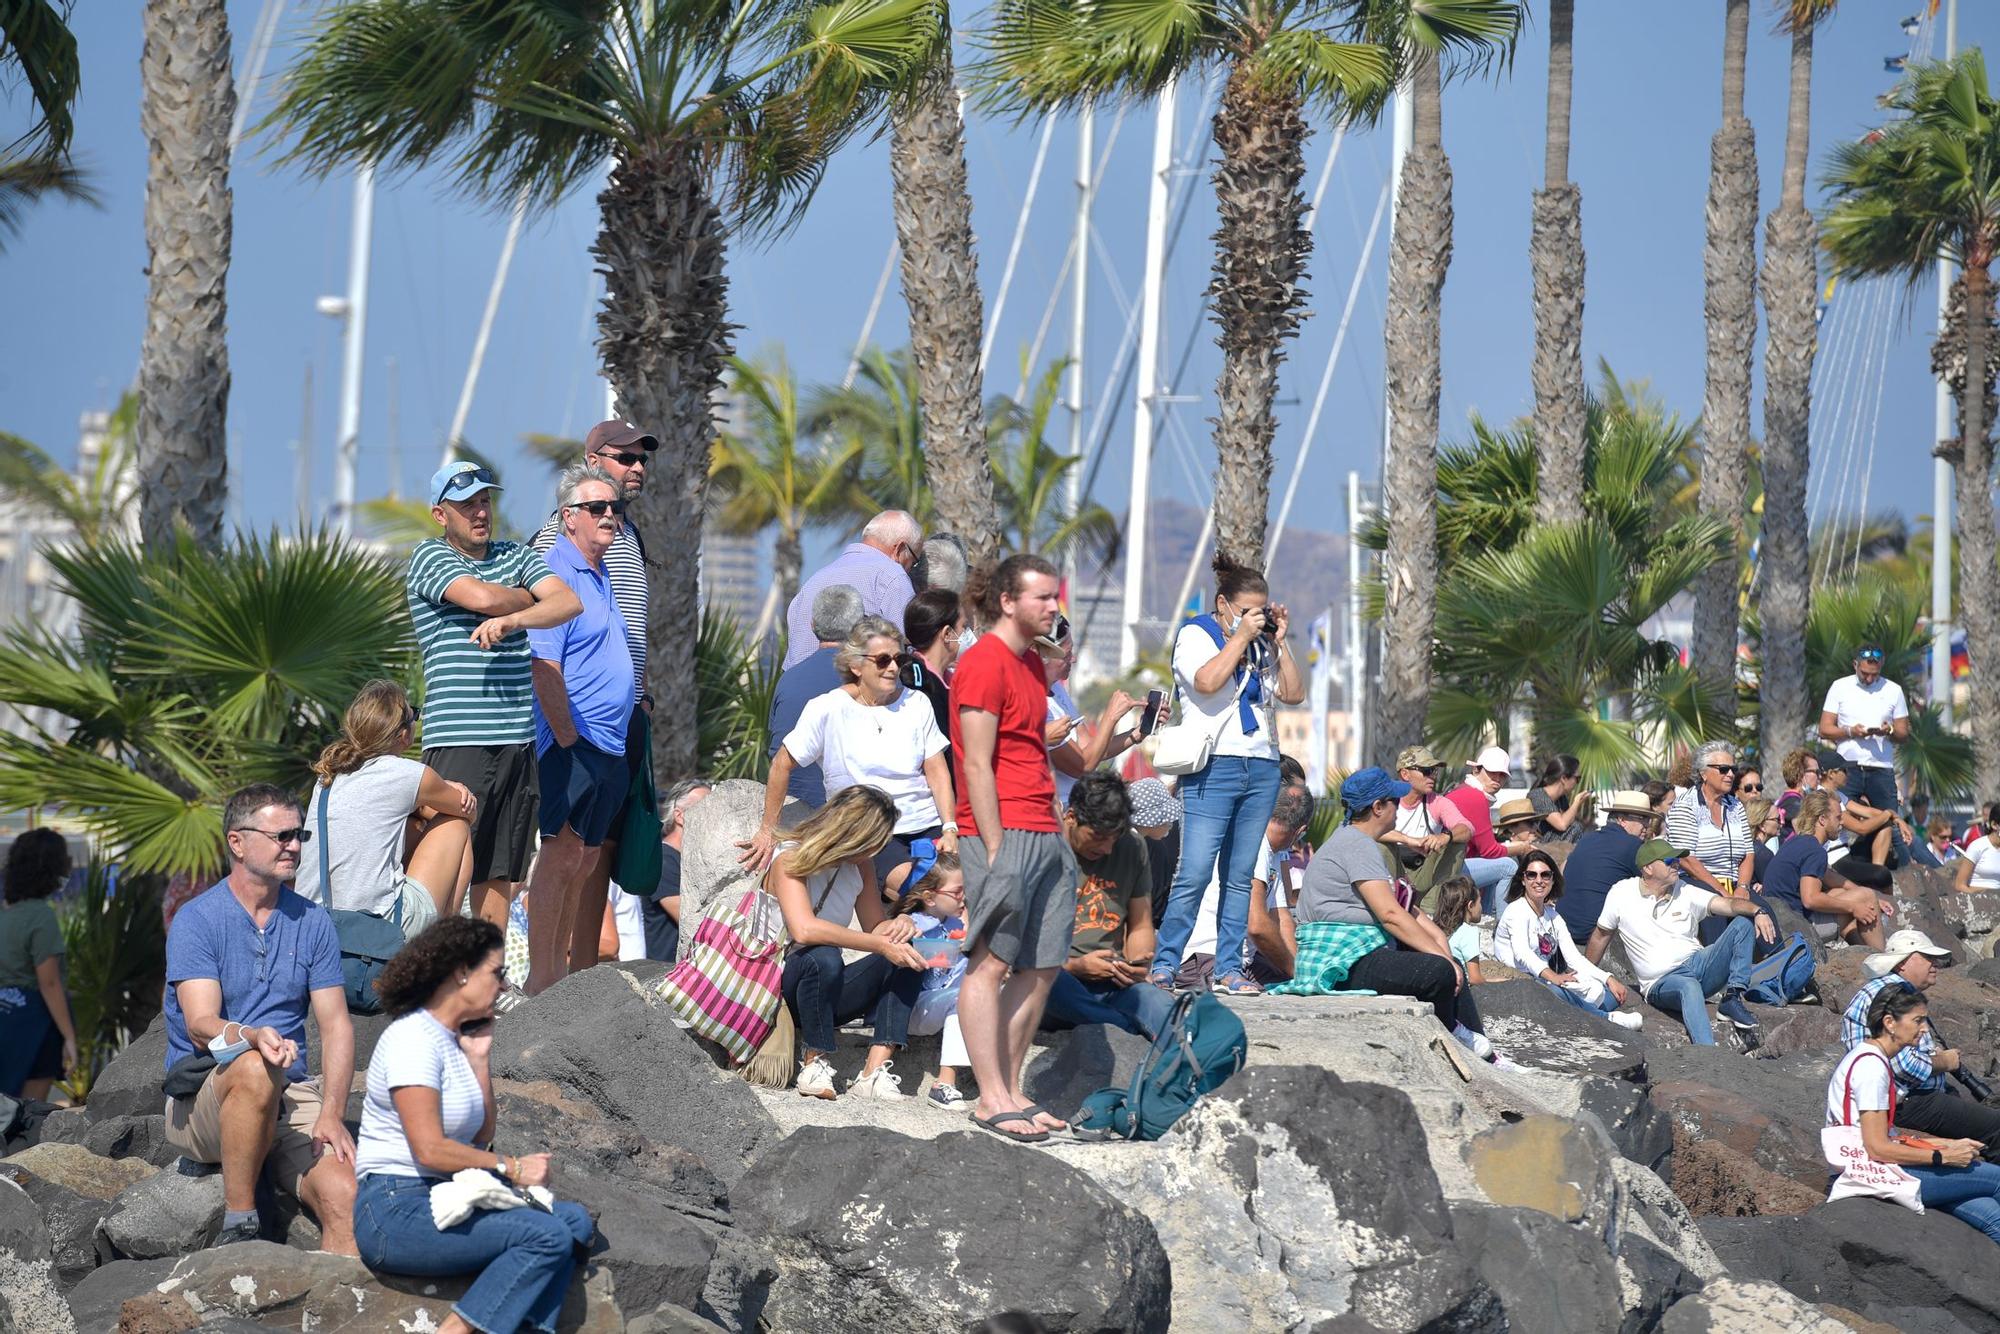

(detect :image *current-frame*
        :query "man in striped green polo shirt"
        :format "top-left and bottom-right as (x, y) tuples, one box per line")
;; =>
(407, 463), (581, 947)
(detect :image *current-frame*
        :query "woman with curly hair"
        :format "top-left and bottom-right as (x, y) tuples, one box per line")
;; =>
(0, 829), (78, 1098)
(296, 680), (478, 936)
(352, 917), (592, 1334)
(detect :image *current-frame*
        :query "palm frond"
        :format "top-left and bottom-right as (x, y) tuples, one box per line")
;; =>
(1, 0), (81, 157)
(0, 148), (98, 248)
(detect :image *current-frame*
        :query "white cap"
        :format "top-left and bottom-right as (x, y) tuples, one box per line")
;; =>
(1474, 745), (1511, 776)
(1864, 929), (1954, 978)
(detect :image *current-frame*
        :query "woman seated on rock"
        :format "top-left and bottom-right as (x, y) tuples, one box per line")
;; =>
(1527, 754), (1590, 843)
(770, 785), (931, 1101)
(0, 829), (78, 1099)
(1492, 852), (1642, 1031)
(1272, 768), (1500, 1065)
(1953, 802), (2000, 894)
(743, 617), (955, 888)
(296, 680), (478, 935)
(353, 917), (593, 1334)
(1827, 983), (2000, 1244)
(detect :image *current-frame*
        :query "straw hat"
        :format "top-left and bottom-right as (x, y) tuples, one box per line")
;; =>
(1600, 789), (1655, 818)
(1493, 797), (1541, 830)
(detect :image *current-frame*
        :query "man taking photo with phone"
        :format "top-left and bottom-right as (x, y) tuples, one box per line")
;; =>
(1820, 642), (1910, 864)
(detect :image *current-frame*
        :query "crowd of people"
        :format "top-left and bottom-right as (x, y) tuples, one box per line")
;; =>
(9, 418), (2000, 1324)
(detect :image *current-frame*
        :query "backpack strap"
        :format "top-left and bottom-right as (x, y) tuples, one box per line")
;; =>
(1122, 993), (1192, 1139)
(316, 782), (332, 898)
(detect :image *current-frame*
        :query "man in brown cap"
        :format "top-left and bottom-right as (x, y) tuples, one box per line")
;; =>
(530, 420), (657, 978)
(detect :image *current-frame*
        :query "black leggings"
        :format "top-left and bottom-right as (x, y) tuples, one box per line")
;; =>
(1339, 943), (1484, 1034)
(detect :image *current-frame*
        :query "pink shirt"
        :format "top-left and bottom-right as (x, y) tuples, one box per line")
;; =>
(1445, 784), (1507, 860)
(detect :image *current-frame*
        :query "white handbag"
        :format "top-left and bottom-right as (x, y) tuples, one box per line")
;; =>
(1821, 1050), (1925, 1213)
(1150, 668), (1251, 777)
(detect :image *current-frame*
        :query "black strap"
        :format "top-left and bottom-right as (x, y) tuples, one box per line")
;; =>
(317, 782), (331, 897)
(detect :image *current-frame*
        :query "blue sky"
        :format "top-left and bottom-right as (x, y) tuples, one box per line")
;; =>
(2, 3), (1991, 566)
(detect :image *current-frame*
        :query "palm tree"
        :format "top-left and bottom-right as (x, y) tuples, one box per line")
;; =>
(1823, 49), (2000, 794)
(808, 347), (937, 529)
(0, 391), (140, 547)
(978, 0), (1417, 570)
(1757, 0), (1837, 771)
(273, 0), (928, 778)
(137, 0), (233, 551)
(986, 356), (1120, 569)
(0, 152), (99, 251)
(710, 351), (861, 634)
(0, 0), (98, 252)
(1530, 0), (1583, 524)
(1689, 0), (1760, 712)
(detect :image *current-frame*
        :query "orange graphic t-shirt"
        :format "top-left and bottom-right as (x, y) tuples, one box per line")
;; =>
(1068, 832), (1152, 958)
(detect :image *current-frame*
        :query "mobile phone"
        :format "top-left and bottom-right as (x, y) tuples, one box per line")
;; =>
(459, 1018), (494, 1038)
(1139, 688), (1166, 737)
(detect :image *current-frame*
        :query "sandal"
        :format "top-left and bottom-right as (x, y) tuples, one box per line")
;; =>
(1023, 1102), (1069, 1133)
(1217, 974), (1264, 997)
(1146, 968), (1176, 991)
(972, 1110), (1049, 1144)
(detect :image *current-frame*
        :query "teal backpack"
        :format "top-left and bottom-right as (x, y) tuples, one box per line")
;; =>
(1074, 993), (1249, 1141)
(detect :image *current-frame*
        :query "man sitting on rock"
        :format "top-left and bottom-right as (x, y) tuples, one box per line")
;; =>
(1041, 772), (1174, 1039)
(1843, 929), (2000, 1162)
(1585, 838), (1776, 1050)
(1555, 790), (1653, 941)
(163, 783), (357, 1251)
(1760, 791), (1891, 949)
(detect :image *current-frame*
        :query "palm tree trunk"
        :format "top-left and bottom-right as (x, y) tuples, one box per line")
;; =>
(1758, 22), (1816, 772)
(1208, 64), (1308, 569)
(889, 55), (1001, 561)
(137, 0), (232, 550)
(1531, 0), (1585, 525)
(774, 525), (804, 615)
(596, 148), (733, 781)
(1691, 0), (1758, 718)
(1954, 262), (2000, 795)
(1379, 58), (1452, 763)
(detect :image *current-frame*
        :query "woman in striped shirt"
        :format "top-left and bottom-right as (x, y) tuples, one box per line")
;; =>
(1664, 741), (1755, 901)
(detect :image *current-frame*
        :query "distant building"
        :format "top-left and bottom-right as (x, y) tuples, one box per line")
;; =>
(701, 522), (763, 631)
(1275, 705), (1362, 780)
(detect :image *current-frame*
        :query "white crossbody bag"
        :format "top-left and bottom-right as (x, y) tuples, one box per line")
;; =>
(1150, 669), (1252, 778)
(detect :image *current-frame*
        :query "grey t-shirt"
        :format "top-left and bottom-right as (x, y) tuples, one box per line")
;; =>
(1295, 823), (1394, 926)
(295, 755), (425, 917)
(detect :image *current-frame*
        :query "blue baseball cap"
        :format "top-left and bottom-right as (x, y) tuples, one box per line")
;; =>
(1340, 766), (1411, 812)
(429, 461), (502, 505)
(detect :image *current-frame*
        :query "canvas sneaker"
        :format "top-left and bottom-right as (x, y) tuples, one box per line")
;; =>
(795, 1055), (839, 1099)
(928, 1083), (969, 1111)
(1606, 1010), (1644, 1031)
(1716, 991), (1762, 1051)
(848, 1062), (908, 1101)
(1452, 1024), (1493, 1062)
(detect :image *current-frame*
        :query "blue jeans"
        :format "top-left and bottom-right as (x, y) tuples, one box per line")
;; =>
(355, 1173), (594, 1334)
(1851, 765), (1907, 865)
(1644, 915), (1755, 1045)
(1909, 1159), (2000, 1245)
(1041, 972), (1175, 1039)
(1541, 979), (1620, 1017)
(1151, 756), (1281, 979)
(1467, 856), (1519, 918)
(782, 944), (923, 1054)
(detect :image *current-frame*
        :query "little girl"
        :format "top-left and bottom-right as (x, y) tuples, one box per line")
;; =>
(894, 854), (973, 1110)
(1432, 875), (1485, 985)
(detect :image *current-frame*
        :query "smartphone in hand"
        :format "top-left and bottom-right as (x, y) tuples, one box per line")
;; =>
(1139, 688), (1167, 737)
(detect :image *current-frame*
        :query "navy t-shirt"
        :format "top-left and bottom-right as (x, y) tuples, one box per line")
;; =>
(641, 844), (683, 963)
(1556, 825), (1642, 940)
(1760, 833), (1828, 916)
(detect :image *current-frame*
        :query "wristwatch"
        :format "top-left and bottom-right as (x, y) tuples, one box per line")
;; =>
(940, 822), (959, 835)
(1934, 1148), (1945, 1168)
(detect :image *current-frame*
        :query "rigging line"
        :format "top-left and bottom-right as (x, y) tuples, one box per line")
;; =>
(1805, 274), (1866, 525)
(981, 116), (1059, 374)
(1299, 123), (1350, 236)
(1842, 283), (1895, 582)
(843, 240), (901, 390)
(1015, 103), (1131, 401)
(1815, 279), (1875, 583)
(444, 186), (531, 466)
(1267, 178), (1392, 572)
(1822, 278), (1892, 584)
(1850, 292), (1898, 583)
(557, 264), (598, 440)
(229, 0), (286, 160)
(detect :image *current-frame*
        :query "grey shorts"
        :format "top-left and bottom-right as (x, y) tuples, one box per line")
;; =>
(961, 830), (1078, 971)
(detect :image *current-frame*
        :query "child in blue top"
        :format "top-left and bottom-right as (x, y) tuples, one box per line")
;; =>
(1432, 875), (1486, 985)
(895, 854), (972, 1110)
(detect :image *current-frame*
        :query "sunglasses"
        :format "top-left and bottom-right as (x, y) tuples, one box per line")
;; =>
(440, 467), (500, 500)
(597, 450), (648, 467)
(1856, 651), (1884, 661)
(862, 653), (900, 670)
(568, 499), (629, 517)
(236, 826), (310, 846)
(1523, 870), (1554, 881)
(1707, 763), (1736, 775)
(1739, 782), (1762, 793)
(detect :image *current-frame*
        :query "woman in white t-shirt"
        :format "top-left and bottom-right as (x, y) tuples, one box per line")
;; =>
(1953, 802), (2000, 893)
(746, 617), (954, 886)
(352, 918), (593, 1334)
(1149, 555), (1306, 998)
(296, 680), (478, 936)
(770, 786), (932, 1102)
(1827, 984), (2000, 1244)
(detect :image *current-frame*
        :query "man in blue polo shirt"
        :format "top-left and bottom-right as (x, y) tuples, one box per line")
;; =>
(163, 783), (356, 1251)
(524, 464), (639, 994)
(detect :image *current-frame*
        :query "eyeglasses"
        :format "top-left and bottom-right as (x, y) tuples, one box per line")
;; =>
(597, 450), (648, 467)
(862, 653), (900, 670)
(235, 826), (310, 846)
(567, 499), (629, 517)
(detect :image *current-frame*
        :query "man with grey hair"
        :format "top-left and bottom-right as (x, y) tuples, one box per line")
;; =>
(782, 509), (921, 668)
(766, 584), (864, 804)
(641, 777), (711, 961)
(524, 463), (637, 993)
(912, 531), (969, 594)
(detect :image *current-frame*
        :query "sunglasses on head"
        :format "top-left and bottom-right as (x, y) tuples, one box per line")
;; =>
(1856, 650), (1884, 661)
(440, 467), (500, 501)
(568, 498), (629, 517)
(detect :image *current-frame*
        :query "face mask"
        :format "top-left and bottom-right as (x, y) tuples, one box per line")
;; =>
(956, 626), (978, 656)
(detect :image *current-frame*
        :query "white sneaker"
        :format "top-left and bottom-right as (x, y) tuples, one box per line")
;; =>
(1607, 1010), (1644, 1031)
(848, 1061), (908, 1102)
(795, 1055), (838, 1100)
(1453, 1024), (1493, 1061)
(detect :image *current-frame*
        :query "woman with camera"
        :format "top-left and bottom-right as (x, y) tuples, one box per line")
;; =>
(352, 918), (592, 1334)
(1149, 554), (1306, 996)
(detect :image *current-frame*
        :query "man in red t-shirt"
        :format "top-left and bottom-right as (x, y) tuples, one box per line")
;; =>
(951, 553), (1077, 1142)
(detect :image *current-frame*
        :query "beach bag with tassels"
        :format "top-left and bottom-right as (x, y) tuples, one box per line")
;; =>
(656, 884), (788, 1066)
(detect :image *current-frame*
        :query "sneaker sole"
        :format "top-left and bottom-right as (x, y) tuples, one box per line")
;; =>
(796, 1087), (837, 1100)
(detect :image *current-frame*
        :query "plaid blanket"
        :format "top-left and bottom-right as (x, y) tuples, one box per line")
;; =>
(1269, 921), (1390, 997)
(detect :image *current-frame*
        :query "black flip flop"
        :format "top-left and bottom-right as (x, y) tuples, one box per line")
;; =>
(972, 1110), (1049, 1144)
(1022, 1102), (1069, 1133)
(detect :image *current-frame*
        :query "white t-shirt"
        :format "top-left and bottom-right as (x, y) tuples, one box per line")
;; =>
(783, 687), (948, 834)
(1171, 623), (1278, 761)
(296, 755), (426, 918)
(1494, 897), (1609, 990)
(1826, 1044), (1895, 1128)
(356, 1011), (487, 1179)
(1188, 838), (1292, 963)
(607, 881), (647, 961)
(1594, 877), (1717, 996)
(1962, 835), (2000, 891)
(1047, 682), (1082, 806)
(1823, 674), (1909, 770)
